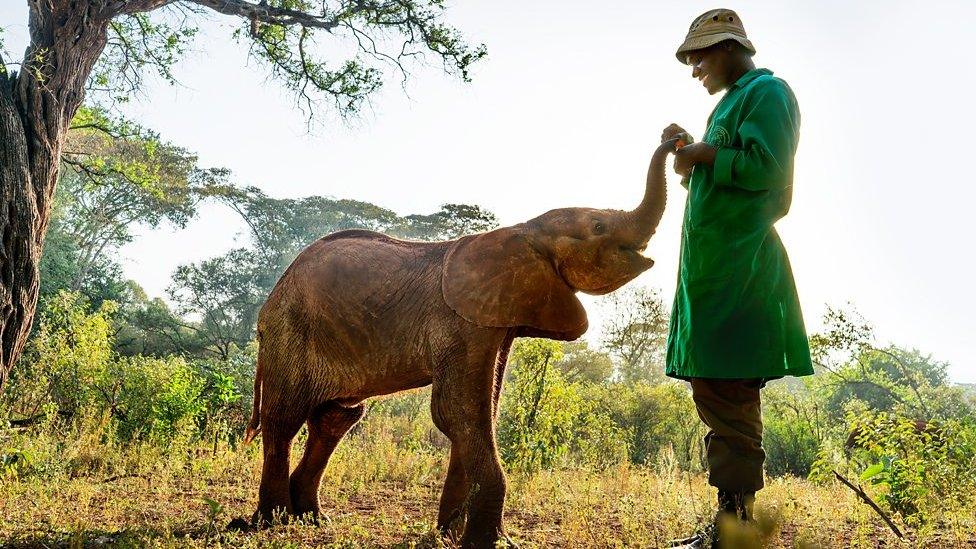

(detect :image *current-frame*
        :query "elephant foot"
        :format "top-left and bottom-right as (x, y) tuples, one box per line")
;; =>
(290, 489), (322, 522)
(226, 516), (256, 532)
(460, 527), (510, 549)
(292, 508), (323, 525)
(437, 509), (465, 542)
(251, 506), (291, 527)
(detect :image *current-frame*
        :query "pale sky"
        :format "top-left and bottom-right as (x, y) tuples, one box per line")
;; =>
(2, 1), (974, 383)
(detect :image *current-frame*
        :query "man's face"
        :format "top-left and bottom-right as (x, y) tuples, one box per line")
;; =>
(686, 45), (733, 95)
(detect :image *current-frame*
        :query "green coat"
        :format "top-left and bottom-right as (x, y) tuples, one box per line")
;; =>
(665, 68), (813, 380)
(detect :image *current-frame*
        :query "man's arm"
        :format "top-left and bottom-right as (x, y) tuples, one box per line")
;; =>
(712, 80), (800, 192)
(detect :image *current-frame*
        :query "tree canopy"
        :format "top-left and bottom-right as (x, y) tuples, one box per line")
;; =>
(0, 0), (486, 386)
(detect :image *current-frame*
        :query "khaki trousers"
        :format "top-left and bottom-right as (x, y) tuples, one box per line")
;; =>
(690, 378), (765, 493)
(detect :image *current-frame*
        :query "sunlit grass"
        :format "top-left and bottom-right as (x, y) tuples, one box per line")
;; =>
(2, 416), (972, 548)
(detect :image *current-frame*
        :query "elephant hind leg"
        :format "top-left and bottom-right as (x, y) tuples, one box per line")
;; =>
(255, 411), (305, 525)
(290, 400), (366, 517)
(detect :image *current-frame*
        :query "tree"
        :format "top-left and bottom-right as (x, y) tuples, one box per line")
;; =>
(394, 203), (499, 241)
(206, 185), (500, 274)
(59, 106), (227, 290)
(37, 106), (223, 309)
(809, 305), (971, 421)
(205, 184), (401, 279)
(0, 0), (485, 389)
(167, 248), (266, 360)
(556, 340), (613, 384)
(600, 286), (670, 383)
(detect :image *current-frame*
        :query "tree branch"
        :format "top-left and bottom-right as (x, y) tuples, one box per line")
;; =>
(184, 0), (343, 30)
(833, 470), (904, 539)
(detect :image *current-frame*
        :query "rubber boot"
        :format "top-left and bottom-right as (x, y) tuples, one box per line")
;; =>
(667, 491), (756, 549)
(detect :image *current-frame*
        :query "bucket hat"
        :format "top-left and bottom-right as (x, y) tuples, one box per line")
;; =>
(675, 9), (755, 64)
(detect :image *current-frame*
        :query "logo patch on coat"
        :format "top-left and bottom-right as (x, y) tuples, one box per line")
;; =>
(706, 126), (731, 147)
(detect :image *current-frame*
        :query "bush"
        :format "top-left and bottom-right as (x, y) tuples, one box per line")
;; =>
(847, 410), (976, 529)
(3, 292), (116, 423)
(497, 339), (629, 474)
(762, 383), (824, 478)
(2, 291), (256, 453)
(116, 355), (206, 442)
(585, 381), (704, 471)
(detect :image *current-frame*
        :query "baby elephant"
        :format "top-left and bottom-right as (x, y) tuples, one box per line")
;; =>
(245, 139), (680, 547)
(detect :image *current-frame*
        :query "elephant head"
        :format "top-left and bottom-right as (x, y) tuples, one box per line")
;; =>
(443, 139), (678, 340)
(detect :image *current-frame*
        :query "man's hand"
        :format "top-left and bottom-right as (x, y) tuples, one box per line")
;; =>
(673, 142), (717, 176)
(661, 123), (693, 144)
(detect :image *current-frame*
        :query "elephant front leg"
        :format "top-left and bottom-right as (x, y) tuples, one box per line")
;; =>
(457, 437), (507, 548)
(432, 370), (507, 547)
(437, 446), (469, 538)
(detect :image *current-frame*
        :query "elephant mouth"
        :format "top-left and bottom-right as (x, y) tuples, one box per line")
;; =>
(580, 279), (627, 296)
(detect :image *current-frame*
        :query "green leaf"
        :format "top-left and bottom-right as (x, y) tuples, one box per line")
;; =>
(860, 462), (885, 482)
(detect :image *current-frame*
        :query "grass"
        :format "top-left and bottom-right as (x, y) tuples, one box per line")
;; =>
(1, 415), (973, 548)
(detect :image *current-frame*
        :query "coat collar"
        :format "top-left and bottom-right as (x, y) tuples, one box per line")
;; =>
(728, 68), (772, 91)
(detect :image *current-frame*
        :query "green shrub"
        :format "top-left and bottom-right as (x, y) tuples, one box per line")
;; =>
(585, 381), (704, 471)
(116, 356), (206, 442)
(3, 291), (116, 423)
(848, 411), (976, 529)
(497, 339), (628, 474)
(762, 384), (824, 478)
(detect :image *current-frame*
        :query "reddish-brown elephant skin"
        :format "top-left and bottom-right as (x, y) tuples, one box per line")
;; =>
(245, 139), (679, 547)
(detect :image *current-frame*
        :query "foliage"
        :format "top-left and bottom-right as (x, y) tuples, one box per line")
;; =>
(586, 381), (704, 470)
(232, 0), (487, 117)
(2, 292), (252, 448)
(91, 10), (199, 102)
(60, 105), (227, 263)
(167, 249), (267, 360)
(847, 410), (976, 529)
(114, 291), (204, 357)
(38, 105), (228, 313)
(4, 292), (117, 422)
(38, 209), (131, 311)
(810, 305), (971, 422)
(761, 382), (825, 478)
(115, 355), (206, 442)
(394, 203), (499, 241)
(555, 340), (613, 384)
(497, 339), (629, 474)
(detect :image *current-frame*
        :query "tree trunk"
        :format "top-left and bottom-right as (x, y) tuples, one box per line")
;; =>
(0, 1), (111, 389)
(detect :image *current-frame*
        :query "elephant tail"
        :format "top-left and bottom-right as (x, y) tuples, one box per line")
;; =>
(244, 332), (264, 444)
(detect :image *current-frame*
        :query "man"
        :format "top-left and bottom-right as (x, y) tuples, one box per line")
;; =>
(661, 9), (814, 548)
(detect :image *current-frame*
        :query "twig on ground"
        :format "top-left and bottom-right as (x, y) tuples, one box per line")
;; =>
(832, 470), (904, 539)
(100, 473), (146, 483)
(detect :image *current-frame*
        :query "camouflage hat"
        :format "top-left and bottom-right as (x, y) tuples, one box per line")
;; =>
(676, 8), (756, 65)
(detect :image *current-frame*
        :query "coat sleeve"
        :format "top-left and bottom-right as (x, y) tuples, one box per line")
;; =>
(711, 79), (800, 192)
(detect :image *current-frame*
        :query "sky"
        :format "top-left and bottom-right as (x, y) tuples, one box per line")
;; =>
(2, 1), (974, 383)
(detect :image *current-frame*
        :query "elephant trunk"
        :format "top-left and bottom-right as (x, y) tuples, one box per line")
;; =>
(625, 138), (679, 246)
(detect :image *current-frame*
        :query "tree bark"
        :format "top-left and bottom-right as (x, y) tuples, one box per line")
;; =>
(0, 1), (111, 388)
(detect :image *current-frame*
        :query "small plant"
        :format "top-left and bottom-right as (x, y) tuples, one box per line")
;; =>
(202, 496), (224, 534)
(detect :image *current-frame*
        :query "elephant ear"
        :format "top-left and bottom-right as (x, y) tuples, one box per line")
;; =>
(442, 228), (588, 339)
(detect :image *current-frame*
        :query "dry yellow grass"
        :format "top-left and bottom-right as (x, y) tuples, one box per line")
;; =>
(2, 426), (973, 549)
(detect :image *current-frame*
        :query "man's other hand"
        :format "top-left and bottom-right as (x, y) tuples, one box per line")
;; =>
(661, 123), (693, 144)
(674, 142), (717, 176)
